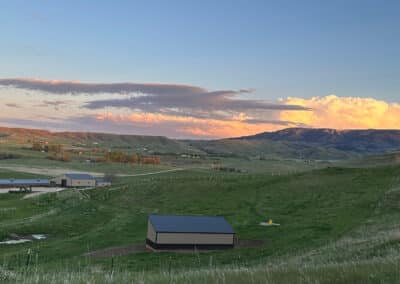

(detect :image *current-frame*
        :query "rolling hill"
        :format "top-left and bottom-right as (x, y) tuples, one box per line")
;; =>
(1, 126), (400, 160)
(189, 128), (400, 160)
(238, 128), (400, 154)
(0, 127), (204, 155)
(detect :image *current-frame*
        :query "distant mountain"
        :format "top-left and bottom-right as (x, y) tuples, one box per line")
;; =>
(1, 126), (400, 160)
(237, 128), (400, 154)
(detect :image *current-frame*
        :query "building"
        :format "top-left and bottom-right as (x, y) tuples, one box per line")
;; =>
(0, 179), (49, 189)
(146, 214), (235, 250)
(51, 173), (96, 188)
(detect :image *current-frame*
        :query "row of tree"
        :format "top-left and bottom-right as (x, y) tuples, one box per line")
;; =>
(32, 142), (160, 164)
(100, 151), (161, 165)
(32, 142), (71, 162)
(32, 142), (63, 153)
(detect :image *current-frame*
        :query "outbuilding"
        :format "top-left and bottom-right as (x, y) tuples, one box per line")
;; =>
(146, 214), (235, 250)
(51, 173), (96, 188)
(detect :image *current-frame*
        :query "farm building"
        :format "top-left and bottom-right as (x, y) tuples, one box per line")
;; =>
(0, 179), (49, 188)
(51, 173), (96, 188)
(146, 214), (235, 250)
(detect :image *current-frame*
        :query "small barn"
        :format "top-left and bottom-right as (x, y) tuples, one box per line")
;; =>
(146, 214), (235, 250)
(51, 173), (96, 188)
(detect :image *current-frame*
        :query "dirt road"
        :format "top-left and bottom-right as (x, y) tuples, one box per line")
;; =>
(0, 165), (102, 177)
(0, 165), (185, 177)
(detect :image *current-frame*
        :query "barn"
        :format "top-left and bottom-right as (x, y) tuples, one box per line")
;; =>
(146, 214), (235, 250)
(51, 173), (96, 188)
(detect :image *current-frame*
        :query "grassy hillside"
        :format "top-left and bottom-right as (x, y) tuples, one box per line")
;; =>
(4, 126), (400, 160)
(1, 164), (400, 283)
(0, 127), (203, 155)
(340, 152), (400, 168)
(187, 138), (354, 159)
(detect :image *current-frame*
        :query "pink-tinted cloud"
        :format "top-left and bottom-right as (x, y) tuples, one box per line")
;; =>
(93, 112), (299, 138)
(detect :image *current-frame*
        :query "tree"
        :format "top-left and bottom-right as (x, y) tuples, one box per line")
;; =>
(32, 142), (43, 151)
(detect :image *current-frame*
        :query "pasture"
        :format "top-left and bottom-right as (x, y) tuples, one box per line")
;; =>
(0, 162), (400, 283)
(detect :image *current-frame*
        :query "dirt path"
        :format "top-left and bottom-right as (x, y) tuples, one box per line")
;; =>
(0, 209), (59, 228)
(0, 165), (185, 177)
(85, 239), (265, 258)
(120, 168), (185, 177)
(84, 244), (149, 258)
(0, 165), (102, 177)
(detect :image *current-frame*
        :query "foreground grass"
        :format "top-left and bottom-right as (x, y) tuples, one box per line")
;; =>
(1, 165), (400, 283)
(2, 256), (399, 283)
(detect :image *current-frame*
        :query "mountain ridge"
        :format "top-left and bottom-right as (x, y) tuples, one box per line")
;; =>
(1, 126), (400, 159)
(236, 127), (400, 154)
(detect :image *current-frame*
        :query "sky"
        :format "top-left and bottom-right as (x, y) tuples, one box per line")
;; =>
(0, 0), (399, 139)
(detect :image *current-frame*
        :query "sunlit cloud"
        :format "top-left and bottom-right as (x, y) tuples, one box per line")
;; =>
(94, 112), (298, 138)
(280, 95), (400, 129)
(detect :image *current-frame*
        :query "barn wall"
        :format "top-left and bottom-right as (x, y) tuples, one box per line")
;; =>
(51, 175), (67, 186)
(156, 233), (234, 245)
(96, 181), (111, 187)
(147, 221), (157, 242)
(70, 179), (96, 187)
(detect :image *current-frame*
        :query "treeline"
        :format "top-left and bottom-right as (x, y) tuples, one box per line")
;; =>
(99, 151), (161, 165)
(0, 153), (20, 160)
(32, 142), (71, 162)
(213, 166), (245, 173)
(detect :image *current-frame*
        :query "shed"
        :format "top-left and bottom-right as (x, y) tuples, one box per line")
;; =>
(51, 173), (96, 188)
(146, 214), (235, 250)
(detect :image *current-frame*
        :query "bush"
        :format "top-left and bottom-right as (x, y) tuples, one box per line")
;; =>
(0, 153), (20, 160)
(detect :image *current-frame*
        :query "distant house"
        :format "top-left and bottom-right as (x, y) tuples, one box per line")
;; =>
(51, 173), (96, 188)
(146, 214), (235, 250)
(0, 179), (49, 188)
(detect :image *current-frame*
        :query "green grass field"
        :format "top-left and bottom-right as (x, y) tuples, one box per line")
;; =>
(1, 162), (400, 283)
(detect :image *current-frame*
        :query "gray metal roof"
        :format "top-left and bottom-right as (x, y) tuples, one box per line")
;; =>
(149, 214), (235, 234)
(65, 173), (94, 180)
(0, 179), (49, 186)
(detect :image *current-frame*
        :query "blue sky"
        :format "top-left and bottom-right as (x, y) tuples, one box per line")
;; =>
(0, 1), (399, 138)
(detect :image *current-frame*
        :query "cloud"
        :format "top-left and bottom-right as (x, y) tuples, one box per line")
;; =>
(5, 103), (20, 108)
(280, 95), (400, 129)
(91, 112), (299, 139)
(1, 84), (399, 139)
(7, 78), (399, 138)
(85, 93), (308, 112)
(81, 89), (309, 137)
(36, 100), (73, 109)
(0, 78), (206, 95)
(0, 78), (308, 112)
(0, 118), (65, 130)
(0, 78), (310, 138)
